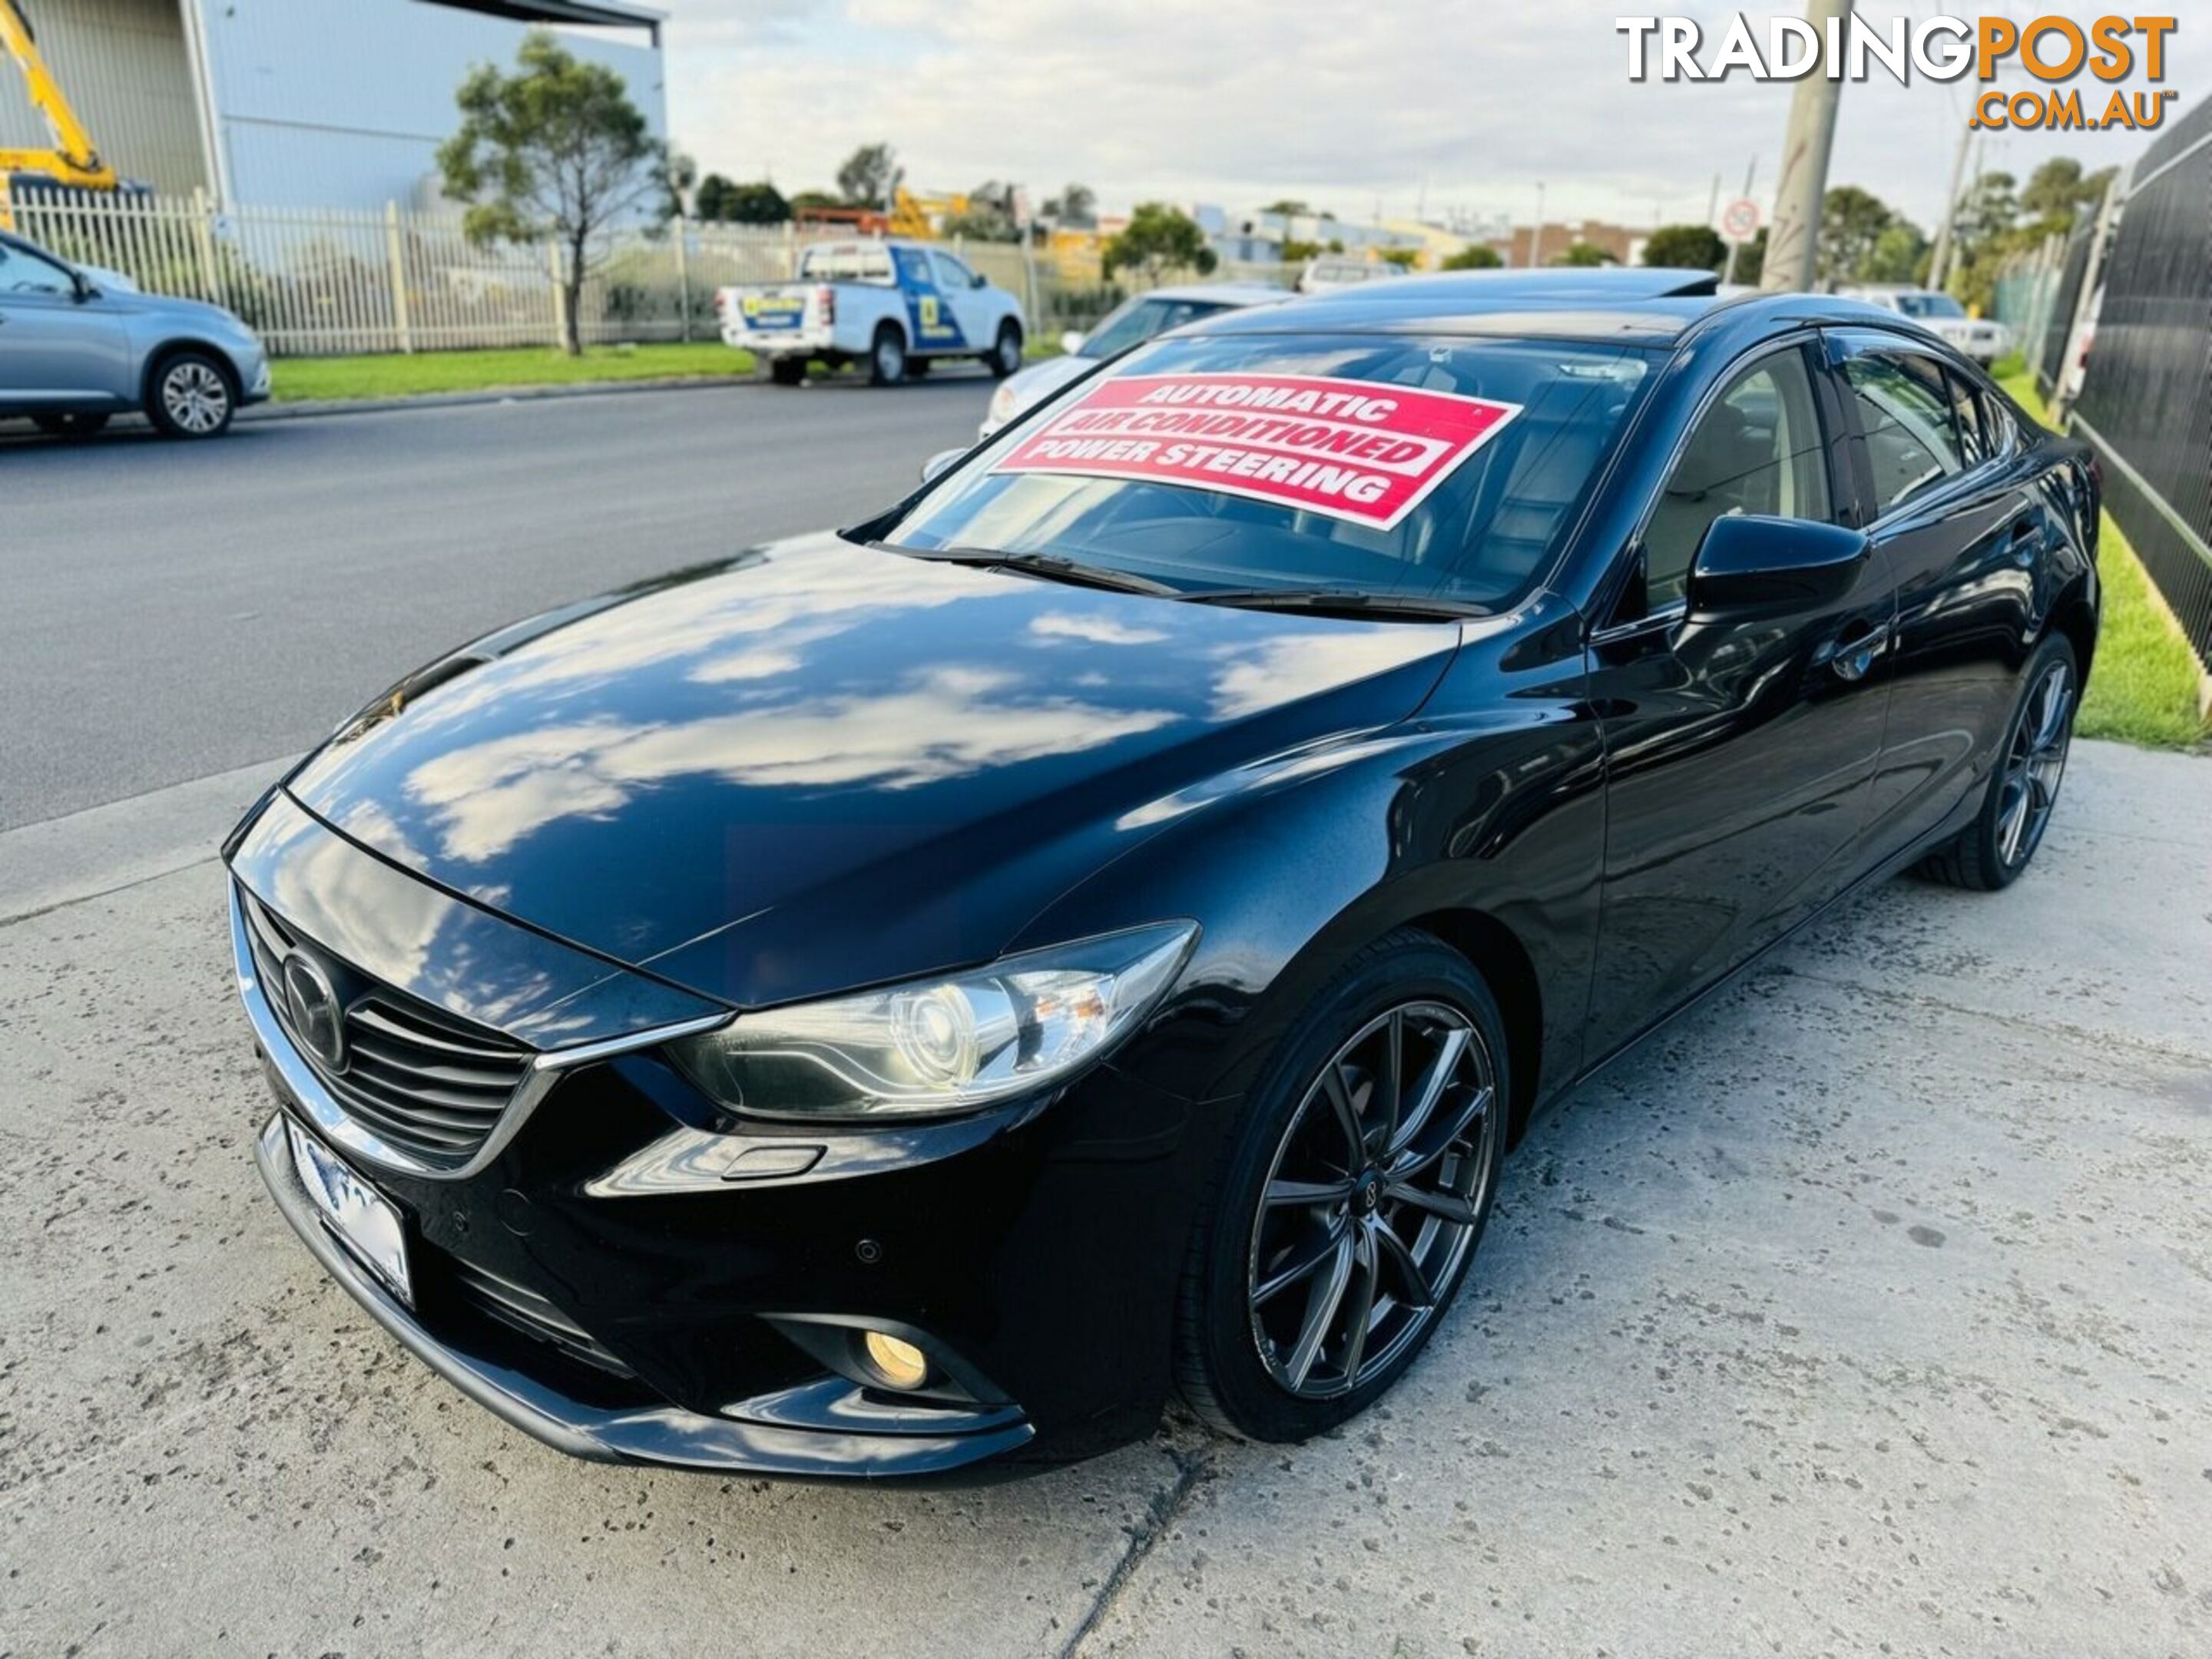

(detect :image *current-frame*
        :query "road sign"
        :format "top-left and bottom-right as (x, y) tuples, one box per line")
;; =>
(1720, 197), (1762, 241)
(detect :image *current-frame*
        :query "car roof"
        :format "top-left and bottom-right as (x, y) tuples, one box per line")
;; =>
(1187, 270), (1938, 353)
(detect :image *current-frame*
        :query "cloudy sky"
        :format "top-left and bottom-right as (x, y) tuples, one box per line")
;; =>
(649, 2), (2204, 234)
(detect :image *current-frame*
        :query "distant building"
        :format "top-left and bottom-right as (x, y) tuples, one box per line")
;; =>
(1489, 220), (1649, 269)
(1210, 207), (1426, 268)
(0, 0), (665, 209)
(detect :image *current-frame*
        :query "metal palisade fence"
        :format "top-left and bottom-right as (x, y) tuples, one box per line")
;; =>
(4, 185), (1294, 357)
(2058, 100), (2212, 678)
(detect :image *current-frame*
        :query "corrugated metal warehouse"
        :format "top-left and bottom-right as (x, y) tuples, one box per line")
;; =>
(0, 0), (665, 208)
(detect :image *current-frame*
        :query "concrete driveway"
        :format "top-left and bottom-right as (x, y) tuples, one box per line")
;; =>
(3, 735), (2206, 1657)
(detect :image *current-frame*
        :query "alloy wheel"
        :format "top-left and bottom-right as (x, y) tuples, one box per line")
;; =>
(163, 362), (230, 434)
(1247, 1002), (1496, 1399)
(1998, 658), (2074, 869)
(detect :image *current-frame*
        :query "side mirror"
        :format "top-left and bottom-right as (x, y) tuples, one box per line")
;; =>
(971, 270), (988, 289)
(1060, 329), (1086, 356)
(72, 273), (98, 303)
(1687, 515), (1869, 614)
(919, 447), (966, 485)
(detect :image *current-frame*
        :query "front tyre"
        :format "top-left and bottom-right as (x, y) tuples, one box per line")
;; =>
(1174, 930), (1508, 1442)
(146, 351), (236, 439)
(1916, 632), (2079, 891)
(987, 320), (1024, 378)
(868, 325), (908, 386)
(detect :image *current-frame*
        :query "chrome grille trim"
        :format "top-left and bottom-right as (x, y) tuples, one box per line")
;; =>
(230, 881), (730, 1183)
(239, 888), (530, 1171)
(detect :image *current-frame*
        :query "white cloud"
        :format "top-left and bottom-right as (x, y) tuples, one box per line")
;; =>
(657, 1), (2207, 233)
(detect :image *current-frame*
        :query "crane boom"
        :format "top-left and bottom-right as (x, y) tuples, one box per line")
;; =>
(1, 0), (120, 190)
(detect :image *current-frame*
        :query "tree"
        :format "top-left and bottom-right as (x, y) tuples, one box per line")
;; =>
(1551, 241), (1615, 267)
(1643, 224), (1727, 271)
(1048, 182), (1097, 228)
(1376, 247), (1421, 269)
(945, 180), (1021, 241)
(1280, 237), (1324, 263)
(438, 28), (673, 355)
(836, 142), (898, 207)
(724, 180), (790, 225)
(664, 150), (697, 220)
(1441, 244), (1504, 270)
(1862, 220), (1927, 283)
(1102, 202), (1217, 280)
(1257, 199), (1310, 218)
(1953, 170), (2019, 255)
(787, 188), (841, 216)
(1818, 186), (1896, 286)
(694, 171), (739, 221)
(1733, 227), (1767, 286)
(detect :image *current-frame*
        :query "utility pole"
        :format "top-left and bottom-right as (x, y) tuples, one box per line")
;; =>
(1760, 0), (1853, 292)
(1528, 180), (1545, 269)
(1707, 171), (1722, 227)
(1926, 120), (1974, 293)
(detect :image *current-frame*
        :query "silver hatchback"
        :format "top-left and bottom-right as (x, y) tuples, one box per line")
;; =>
(1, 230), (270, 439)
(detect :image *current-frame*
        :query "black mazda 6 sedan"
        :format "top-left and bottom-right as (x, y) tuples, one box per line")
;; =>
(227, 270), (2098, 1477)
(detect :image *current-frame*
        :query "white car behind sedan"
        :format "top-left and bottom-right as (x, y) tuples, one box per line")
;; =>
(979, 282), (1290, 441)
(1838, 286), (2011, 365)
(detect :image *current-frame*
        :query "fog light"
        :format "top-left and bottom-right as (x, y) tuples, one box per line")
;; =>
(863, 1330), (930, 1390)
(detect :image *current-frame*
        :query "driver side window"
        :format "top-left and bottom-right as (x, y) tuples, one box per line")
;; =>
(1641, 347), (1834, 609)
(0, 240), (78, 298)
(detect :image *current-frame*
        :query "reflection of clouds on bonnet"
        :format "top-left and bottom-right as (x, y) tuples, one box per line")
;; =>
(1209, 631), (1445, 720)
(389, 550), (968, 732)
(399, 667), (1180, 864)
(1028, 611), (1167, 647)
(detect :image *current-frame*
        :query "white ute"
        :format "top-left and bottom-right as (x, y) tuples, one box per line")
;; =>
(717, 239), (1027, 386)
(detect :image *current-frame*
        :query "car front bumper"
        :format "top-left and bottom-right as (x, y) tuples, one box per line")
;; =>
(227, 803), (1206, 1477)
(252, 1113), (1035, 1475)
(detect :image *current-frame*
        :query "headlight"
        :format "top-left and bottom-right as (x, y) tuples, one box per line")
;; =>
(988, 382), (1021, 424)
(669, 923), (1197, 1121)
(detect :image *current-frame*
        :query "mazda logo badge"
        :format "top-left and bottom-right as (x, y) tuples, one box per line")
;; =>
(281, 951), (346, 1072)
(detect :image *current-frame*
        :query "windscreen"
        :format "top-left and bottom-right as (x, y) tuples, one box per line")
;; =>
(799, 244), (896, 283)
(1082, 296), (1242, 359)
(885, 332), (1655, 607)
(1897, 293), (1966, 319)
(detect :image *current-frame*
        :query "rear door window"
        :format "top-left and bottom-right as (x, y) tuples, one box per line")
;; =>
(799, 243), (895, 283)
(1841, 349), (1965, 515)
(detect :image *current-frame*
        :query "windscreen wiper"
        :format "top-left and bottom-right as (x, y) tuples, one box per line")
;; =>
(1177, 586), (1487, 621)
(874, 542), (1182, 598)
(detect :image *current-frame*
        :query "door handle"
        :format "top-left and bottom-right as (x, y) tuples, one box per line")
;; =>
(1827, 618), (1889, 682)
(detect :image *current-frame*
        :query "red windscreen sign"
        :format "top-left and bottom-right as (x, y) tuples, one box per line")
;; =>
(991, 373), (1522, 531)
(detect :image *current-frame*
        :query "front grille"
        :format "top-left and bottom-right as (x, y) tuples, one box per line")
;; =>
(445, 1253), (634, 1377)
(241, 887), (534, 1170)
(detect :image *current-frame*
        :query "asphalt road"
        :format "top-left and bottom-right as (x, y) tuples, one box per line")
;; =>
(0, 376), (994, 831)
(3, 383), (2210, 1657)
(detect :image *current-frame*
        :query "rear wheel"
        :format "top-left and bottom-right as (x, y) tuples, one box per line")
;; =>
(1916, 633), (2078, 891)
(31, 412), (111, 439)
(868, 326), (907, 386)
(145, 351), (236, 439)
(767, 357), (806, 386)
(988, 320), (1023, 378)
(1174, 930), (1508, 1442)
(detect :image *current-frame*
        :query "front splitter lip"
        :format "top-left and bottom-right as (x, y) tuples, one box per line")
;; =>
(253, 1113), (1035, 1478)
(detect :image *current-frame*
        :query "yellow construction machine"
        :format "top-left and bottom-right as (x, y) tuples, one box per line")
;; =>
(2, 0), (143, 227)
